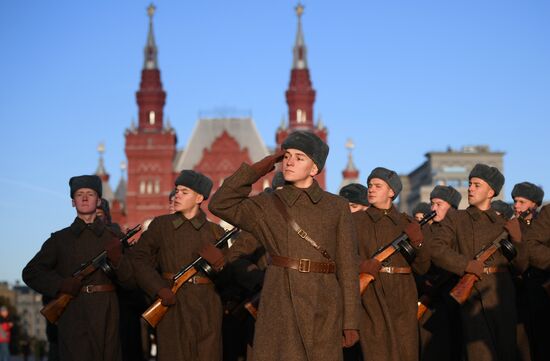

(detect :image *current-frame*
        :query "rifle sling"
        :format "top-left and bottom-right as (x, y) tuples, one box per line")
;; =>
(272, 194), (334, 262)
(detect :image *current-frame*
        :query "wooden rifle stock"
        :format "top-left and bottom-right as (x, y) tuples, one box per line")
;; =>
(417, 295), (429, 320)
(40, 224), (142, 324)
(449, 209), (530, 304)
(141, 227), (240, 328)
(359, 211), (436, 295)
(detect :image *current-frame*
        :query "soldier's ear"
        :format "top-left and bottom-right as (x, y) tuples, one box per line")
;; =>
(389, 189), (395, 199)
(71, 199), (76, 208)
(195, 193), (204, 205)
(96, 198), (102, 207)
(309, 163), (319, 177)
(487, 188), (495, 199)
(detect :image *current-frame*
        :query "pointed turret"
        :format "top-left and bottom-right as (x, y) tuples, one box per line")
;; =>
(135, 3), (166, 132)
(94, 142), (114, 202)
(292, 3), (308, 70)
(340, 139), (360, 189)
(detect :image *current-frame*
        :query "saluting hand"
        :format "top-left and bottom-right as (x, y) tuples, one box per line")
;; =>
(250, 149), (286, 177)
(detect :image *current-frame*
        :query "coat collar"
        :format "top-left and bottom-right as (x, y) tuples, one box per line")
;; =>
(171, 209), (207, 230)
(366, 205), (401, 225)
(466, 206), (499, 223)
(277, 180), (324, 207)
(70, 217), (105, 237)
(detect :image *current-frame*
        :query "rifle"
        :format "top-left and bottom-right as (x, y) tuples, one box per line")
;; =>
(416, 271), (457, 320)
(359, 211), (436, 295)
(449, 209), (530, 304)
(141, 227), (240, 328)
(40, 224), (142, 324)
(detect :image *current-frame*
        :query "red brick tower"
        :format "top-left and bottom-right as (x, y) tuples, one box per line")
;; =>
(122, 4), (176, 228)
(276, 3), (328, 188)
(340, 138), (360, 190)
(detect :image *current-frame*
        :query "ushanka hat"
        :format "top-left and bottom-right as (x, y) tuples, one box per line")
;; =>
(367, 167), (403, 199)
(69, 175), (102, 198)
(281, 131), (329, 173)
(339, 183), (369, 206)
(175, 170), (213, 200)
(430, 185), (462, 209)
(412, 202), (431, 217)
(491, 200), (514, 220)
(469, 164), (505, 197)
(511, 182), (544, 206)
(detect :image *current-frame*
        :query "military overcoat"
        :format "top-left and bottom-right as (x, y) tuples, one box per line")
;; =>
(526, 205), (550, 270)
(352, 206), (428, 361)
(430, 206), (527, 361)
(209, 163), (361, 361)
(22, 217), (124, 361)
(129, 210), (224, 361)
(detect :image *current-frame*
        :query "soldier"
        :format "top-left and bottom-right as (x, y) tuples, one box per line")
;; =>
(168, 189), (176, 214)
(431, 164), (527, 361)
(412, 202), (432, 222)
(209, 131), (361, 361)
(22, 175), (127, 361)
(339, 183), (369, 213)
(128, 170), (226, 361)
(418, 185), (462, 361)
(353, 167), (426, 361)
(512, 182), (548, 361)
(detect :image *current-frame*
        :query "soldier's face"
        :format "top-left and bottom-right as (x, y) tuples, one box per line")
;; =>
(349, 203), (368, 213)
(282, 149), (318, 187)
(168, 196), (176, 214)
(72, 188), (101, 215)
(513, 196), (536, 218)
(468, 177), (494, 207)
(174, 186), (203, 214)
(367, 178), (395, 208)
(431, 198), (452, 222)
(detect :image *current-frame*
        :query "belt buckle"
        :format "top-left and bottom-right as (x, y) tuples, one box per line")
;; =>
(297, 229), (308, 239)
(84, 285), (94, 294)
(298, 259), (311, 273)
(188, 277), (197, 284)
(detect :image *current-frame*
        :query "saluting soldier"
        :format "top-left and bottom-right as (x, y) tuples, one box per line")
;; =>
(431, 164), (527, 361)
(22, 175), (127, 361)
(129, 170), (226, 361)
(512, 182), (548, 361)
(209, 131), (361, 361)
(419, 185), (462, 361)
(353, 167), (426, 361)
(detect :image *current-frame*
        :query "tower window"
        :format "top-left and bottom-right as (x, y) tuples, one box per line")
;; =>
(149, 111), (156, 125)
(139, 181), (146, 194)
(297, 109), (306, 124)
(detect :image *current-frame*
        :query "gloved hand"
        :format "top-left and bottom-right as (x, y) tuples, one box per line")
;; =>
(465, 260), (484, 279)
(504, 218), (522, 242)
(157, 288), (176, 306)
(198, 242), (225, 272)
(105, 237), (122, 267)
(342, 329), (360, 348)
(59, 278), (82, 297)
(404, 222), (424, 247)
(359, 258), (381, 278)
(250, 149), (286, 177)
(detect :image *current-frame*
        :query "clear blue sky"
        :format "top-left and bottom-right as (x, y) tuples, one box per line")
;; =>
(1, 0), (549, 283)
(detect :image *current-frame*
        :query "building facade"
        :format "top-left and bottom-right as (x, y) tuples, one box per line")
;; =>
(399, 145), (505, 214)
(104, 4), (330, 229)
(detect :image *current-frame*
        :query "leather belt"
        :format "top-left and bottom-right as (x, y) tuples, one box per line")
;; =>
(162, 272), (212, 285)
(271, 255), (336, 274)
(483, 266), (507, 274)
(81, 284), (115, 294)
(379, 266), (412, 274)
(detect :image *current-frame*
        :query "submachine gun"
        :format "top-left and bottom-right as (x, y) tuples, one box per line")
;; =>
(359, 211), (436, 295)
(142, 227), (240, 328)
(40, 224), (142, 324)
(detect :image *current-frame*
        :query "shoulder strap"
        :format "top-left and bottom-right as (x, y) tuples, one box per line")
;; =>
(272, 194), (334, 262)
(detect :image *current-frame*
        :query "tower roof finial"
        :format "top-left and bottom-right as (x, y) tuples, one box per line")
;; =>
(292, 2), (308, 69)
(143, 3), (159, 70)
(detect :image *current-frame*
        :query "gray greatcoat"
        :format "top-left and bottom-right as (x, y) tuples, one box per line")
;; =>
(22, 217), (125, 361)
(352, 206), (429, 361)
(431, 206), (528, 361)
(129, 210), (224, 361)
(209, 163), (361, 361)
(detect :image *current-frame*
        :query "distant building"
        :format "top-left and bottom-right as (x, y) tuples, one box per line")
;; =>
(13, 284), (46, 341)
(399, 145), (505, 214)
(0, 281), (15, 306)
